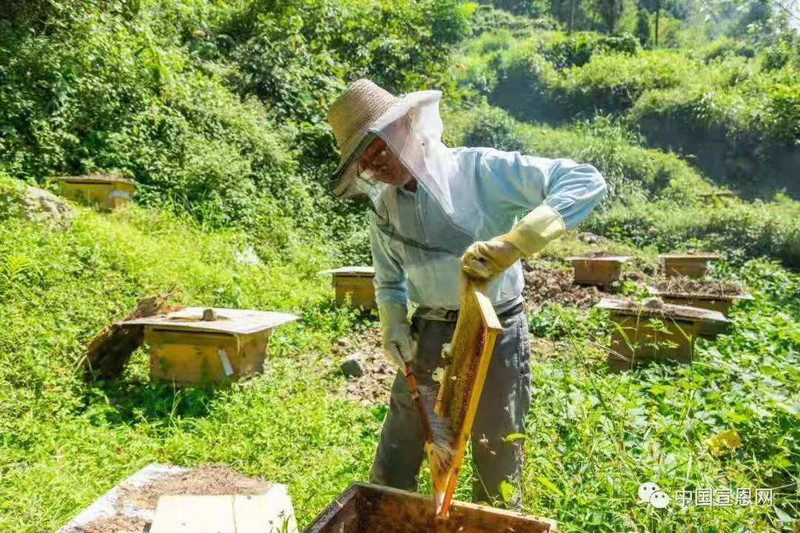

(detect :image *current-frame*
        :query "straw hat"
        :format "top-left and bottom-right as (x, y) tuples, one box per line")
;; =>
(327, 79), (437, 198)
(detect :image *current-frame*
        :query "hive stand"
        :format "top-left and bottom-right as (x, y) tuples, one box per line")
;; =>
(57, 174), (136, 210)
(659, 253), (722, 278)
(566, 255), (631, 288)
(595, 298), (729, 372)
(320, 266), (377, 310)
(123, 307), (298, 385)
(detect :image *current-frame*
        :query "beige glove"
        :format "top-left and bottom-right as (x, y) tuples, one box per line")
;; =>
(461, 204), (565, 280)
(379, 302), (414, 370)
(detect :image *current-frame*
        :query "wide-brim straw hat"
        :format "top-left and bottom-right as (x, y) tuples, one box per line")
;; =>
(327, 78), (438, 198)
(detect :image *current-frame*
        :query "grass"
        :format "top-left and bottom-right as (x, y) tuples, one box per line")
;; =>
(0, 203), (379, 531)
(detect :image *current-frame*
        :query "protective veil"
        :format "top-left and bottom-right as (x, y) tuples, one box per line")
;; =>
(331, 91), (476, 262)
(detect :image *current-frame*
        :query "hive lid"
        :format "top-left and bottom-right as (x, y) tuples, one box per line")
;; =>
(646, 285), (754, 302)
(122, 307), (299, 335)
(59, 174), (136, 186)
(566, 255), (631, 263)
(595, 298), (730, 324)
(319, 266), (375, 277)
(659, 253), (722, 260)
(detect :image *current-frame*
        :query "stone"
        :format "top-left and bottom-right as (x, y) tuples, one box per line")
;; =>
(581, 232), (599, 244)
(19, 185), (74, 230)
(340, 354), (364, 378)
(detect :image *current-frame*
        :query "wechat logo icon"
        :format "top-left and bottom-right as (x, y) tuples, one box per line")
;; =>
(639, 482), (670, 509)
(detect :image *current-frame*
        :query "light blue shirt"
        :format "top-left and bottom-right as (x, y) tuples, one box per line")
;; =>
(369, 147), (607, 311)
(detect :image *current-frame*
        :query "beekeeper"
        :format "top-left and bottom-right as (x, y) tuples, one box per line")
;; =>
(327, 79), (606, 508)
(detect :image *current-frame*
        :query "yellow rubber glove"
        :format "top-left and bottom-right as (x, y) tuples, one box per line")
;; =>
(461, 204), (566, 280)
(378, 302), (414, 370)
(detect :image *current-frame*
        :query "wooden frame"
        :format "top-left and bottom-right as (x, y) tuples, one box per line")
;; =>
(305, 483), (557, 533)
(430, 280), (503, 518)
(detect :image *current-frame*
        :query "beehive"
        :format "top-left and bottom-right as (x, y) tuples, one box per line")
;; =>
(320, 266), (376, 310)
(659, 253), (721, 278)
(123, 307), (297, 385)
(305, 483), (557, 533)
(566, 255), (631, 288)
(595, 298), (729, 372)
(57, 174), (137, 210)
(646, 286), (752, 335)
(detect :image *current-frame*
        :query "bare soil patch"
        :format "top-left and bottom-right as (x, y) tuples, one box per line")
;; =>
(331, 327), (396, 407)
(72, 516), (148, 533)
(116, 465), (270, 511)
(522, 259), (609, 310)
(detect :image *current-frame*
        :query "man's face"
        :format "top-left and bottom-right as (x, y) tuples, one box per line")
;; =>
(357, 137), (415, 188)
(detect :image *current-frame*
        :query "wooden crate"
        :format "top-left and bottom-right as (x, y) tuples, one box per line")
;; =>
(659, 254), (721, 278)
(646, 286), (752, 336)
(566, 255), (630, 288)
(124, 307), (297, 385)
(596, 298), (729, 372)
(305, 483), (557, 533)
(320, 267), (376, 310)
(58, 174), (136, 210)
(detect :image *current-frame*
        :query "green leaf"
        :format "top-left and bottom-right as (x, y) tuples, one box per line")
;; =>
(536, 476), (565, 497)
(498, 480), (517, 503)
(504, 432), (527, 442)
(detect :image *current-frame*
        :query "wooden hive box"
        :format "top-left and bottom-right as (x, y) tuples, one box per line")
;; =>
(646, 286), (752, 335)
(123, 307), (298, 385)
(57, 174), (137, 210)
(595, 298), (729, 372)
(305, 483), (557, 533)
(320, 266), (376, 310)
(659, 253), (721, 278)
(566, 255), (631, 288)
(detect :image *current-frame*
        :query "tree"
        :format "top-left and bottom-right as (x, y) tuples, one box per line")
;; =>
(635, 7), (652, 46)
(592, 0), (624, 32)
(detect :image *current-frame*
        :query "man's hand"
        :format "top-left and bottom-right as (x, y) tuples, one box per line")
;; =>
(379, 302), (414, 370)
(461, 240), (523, 280)
(461, 205), (566, 281)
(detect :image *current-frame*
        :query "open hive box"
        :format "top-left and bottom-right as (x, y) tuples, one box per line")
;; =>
(320, 267), (377, 310)
(565, 254), (631, 288)
(659, 253), (721, 278)
(647, 278), (753, 330)
(305, 483), (557, 533)
(123, 307), (297, 385)
(57, 174), (137, 210)
(596, 298), (729, 372)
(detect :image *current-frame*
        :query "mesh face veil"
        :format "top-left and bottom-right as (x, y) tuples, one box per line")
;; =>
(331, 91), (476, 260)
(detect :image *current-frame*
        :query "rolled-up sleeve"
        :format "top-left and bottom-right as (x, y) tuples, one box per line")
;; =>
(368, 213), (408, 306)
(478, 149), (607, 229)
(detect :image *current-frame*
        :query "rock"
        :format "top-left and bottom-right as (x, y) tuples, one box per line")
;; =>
(340, 354), (364, 378)
(581, 232), (599, 244)
(19, 186), (74, 230)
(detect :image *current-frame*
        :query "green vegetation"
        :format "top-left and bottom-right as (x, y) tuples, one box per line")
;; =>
(2, 0), (800, 532)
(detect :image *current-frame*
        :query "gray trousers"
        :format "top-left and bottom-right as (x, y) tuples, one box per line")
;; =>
(370, 308), (532, 508)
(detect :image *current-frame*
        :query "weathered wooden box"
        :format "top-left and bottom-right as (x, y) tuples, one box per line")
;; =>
(646, 285), (752, 335)
(58, 174), (136, 210)
(124, 307), (297, 385)
(659, 253), (721, 278)
(596, 298), (729, 372)
(305, 483), (557, 533)
(566, 255), (630, 288)
(321, 267), (376, 310)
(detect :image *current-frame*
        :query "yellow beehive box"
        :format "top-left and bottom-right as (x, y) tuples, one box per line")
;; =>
(595, 298), (729, 372)
(123, 307), (298, 385)
(57, 174), (137, 210)
(566, 255), (631, 288)
(320, 266), (376, 310)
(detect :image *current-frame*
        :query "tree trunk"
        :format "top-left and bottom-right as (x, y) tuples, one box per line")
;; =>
(654, 0), (661, 47)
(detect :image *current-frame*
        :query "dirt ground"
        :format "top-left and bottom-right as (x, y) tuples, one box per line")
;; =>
(521, 259), (611, 310)
(331, 327), (396, 407)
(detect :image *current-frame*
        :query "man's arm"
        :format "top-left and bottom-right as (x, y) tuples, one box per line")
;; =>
(368, 213), (408, 307)
(462, 150), (607, 279)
